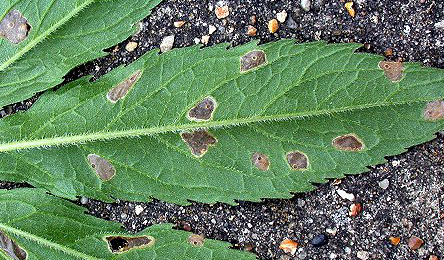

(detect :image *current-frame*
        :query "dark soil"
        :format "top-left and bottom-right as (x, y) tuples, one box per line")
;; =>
(1, 0), (444, 259)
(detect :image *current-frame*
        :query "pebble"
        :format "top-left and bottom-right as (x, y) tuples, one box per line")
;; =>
(435, 20), (444, 29)
(208, 25), (217, 35)
(329, 253), (337, 259)
(326, 228), (337, 236)
(160, 35), (174, 52)
(345, 2), (356, 17)
(276, 10), (288, 23)
(300, 0), (311, 12)
(80, 196), (88, 204)
(389, 236), (401, 245)
(337, 189), (355, 201)
(201, 35), (210, 45)
(246, 25), (257, 36)
(311, 234), (328, 247)
(134, 205), (144, 215)
(286, 15), (297, 29)
(250, 15), (256, 25)
(408, 236), (424, 250)
(173, 21), (185, 27)
(344, 247), (351, 254)
(429, 255), (439, 260)
(125, 41), (138, 52)
(356, 250), (370, 260)
(268, 19), (279, 33)
(349, 203), (362, 217)
(193, 37), (200, 44)
(378, 179), (389, 189)
(215, 5), (229, 19)
(279, 239), (298, 255)
(120, 213), (128, 219)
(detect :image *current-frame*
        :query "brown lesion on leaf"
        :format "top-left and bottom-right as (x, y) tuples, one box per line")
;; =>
(240, 50), (267, 72)
(87, 154), (116, 181)
(423, 100), (444, 121)
(0, 10), (31, 44)
(181, 130), (217, 157)
(252, 152), (270, 171)
(378, 61), (404, 82)
(187, 96), (217, 121)
(187, 234), (205, 246)
(105, 235), (155, 253)
(0, 230), (27, 260)
(332, 134), (365, 151)
(286, 151), (309, 170)
(107, 70), (142, 103)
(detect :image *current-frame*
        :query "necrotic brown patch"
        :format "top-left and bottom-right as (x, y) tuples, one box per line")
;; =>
(187, 96), (216, 121)
(378, 61), (404, 82)
(105, 236), (154, 253)
(286, 151), (308, 170)
(107, 70), (142, 103)
(423, 100), (444, 121)
(0, 230), (27, 260)
(181, 130), (217, 157)
(332, 134), (364, 151)
(240, 50), (267, 72)
(252, 152), (270, 171)
(87, 154), (116, 181)
(187, 234), (205, 246)
(0, 10), (30, 44)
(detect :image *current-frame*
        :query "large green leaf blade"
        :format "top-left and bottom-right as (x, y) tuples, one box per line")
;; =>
(0, 188), (256, 260)
(0, 40), (443, 204)
(0, 0), (161, 108)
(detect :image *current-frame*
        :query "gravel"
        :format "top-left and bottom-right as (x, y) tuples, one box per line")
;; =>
(1, 0), (444, 259)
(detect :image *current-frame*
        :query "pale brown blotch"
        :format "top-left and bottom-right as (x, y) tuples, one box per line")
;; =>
(187, 96), (217, 121)
(105, 236), (155, 253)
(240, 50), (267, 72)
(332, 134), (364, 151)
(423, 100), (444, 121)
(0, 230), (27, 260)
(107, 70), (142, 103)
(378, 61), (404, 82)
(252, 152), (270, 171)
(87, 154), (116, 181)
(181, 131), (217, 157)
(286, 151), (309, 170)
(187, 234), (205, 246)
(0, 10), (30, 44)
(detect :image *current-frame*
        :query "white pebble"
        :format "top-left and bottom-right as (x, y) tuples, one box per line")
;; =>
(378, 179), (389, 190)
(135, 205), (144, 215)
(125, 41), (138, 52)
(276, 10), (288, 23)
(201, 35), (210, 45)
(435, 20), (444, 29)
(337, 189), (355, 201)
(160, 35), (175, 52)
(80, 196), (89, 204)
(209, 25), (217, 35)
(300, 0), (311, 12)
(357, 251), (370, 260)
(194, 37), (201, 44)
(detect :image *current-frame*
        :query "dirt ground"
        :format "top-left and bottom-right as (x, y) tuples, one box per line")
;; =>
(1, 0), (444, 259)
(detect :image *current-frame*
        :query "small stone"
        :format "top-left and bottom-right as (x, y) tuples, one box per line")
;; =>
(279, 239), (298, 255)
(311, 234), (328, 247)
(160, 35), (174, 52)
(389, 236), (401, 245)
(276, 10), (288, 23)
(326, 228), (337, 236)
(286, 15), (297, 29)
(434, 20), (444, 29)
(173, 21), (185, 27)
(345, 2), (356, 17)
(408, 236), (424, 250)
(329, 253), (337, 259)
(208, 25), (217, 35)
(356, 250), (369, 260)
(429, 255), (439, 260)
(80, 196), (89, 204)
(201, 35), (210, 45)
(349, 203), (362, 217)
(268, 19), (279, 33)
(337, 189), (355, 201)
(344, 247), (351, 254)
(300, 0), (311, 12)
(135, 205), (144, 215)
(378, 179), (389, 189)
(384, 48), (393, 56)
(125, 41), (138, 52)
(246, 25), (257, 36)
(250, 15), (257, 25)
(193, 37), (200, 44)
(215, 5), (229, 19)
(120, 213), (128, 219)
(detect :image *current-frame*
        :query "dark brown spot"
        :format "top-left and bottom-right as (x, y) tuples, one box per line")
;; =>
(378, 61), (404, 82)
(187, 96), (216, 121)
(181, 131), (217, 157)
(423, 100), (444, 121)
(0, 10), (30, 44)
(187, 234), (205, 246)
(286, 151), (309, 170)
(106, 236), (154, 253)
(252, 152), (270, 171)
(0, 230), (27, 260)
(107, 70), (142, 103)
(332, 134), (364, 151)
(87, 154), (116, 181)
(240, 50), (267, 72)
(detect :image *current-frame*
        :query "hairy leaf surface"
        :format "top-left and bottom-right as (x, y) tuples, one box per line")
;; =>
(0, 188), (256, 260)
(0, 0), (161, 108)
(0, 40), (443, 204)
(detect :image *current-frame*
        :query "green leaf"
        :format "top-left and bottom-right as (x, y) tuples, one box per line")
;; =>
(0, 188), (256, 260)
(0, 0), (161, 108)
(0, 40), (443, 204)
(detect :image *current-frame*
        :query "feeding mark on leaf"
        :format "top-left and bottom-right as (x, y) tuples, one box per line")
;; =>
(332, 134), (364, 151)
(240, 50), (267, 72)
(286, 151), (309, 170)
(181, 130), (217, 157)
(187, 96), (217, 121)
(87, 154), (116, 181)
(423, 100), (444, 121)
(378, 61), (404, 82)
(188, 234), (205, 246)
(107, 70), (142, 103)
(0, 230), (27, 260)
(0, 10), (30, 44)
(105, 236), (155, 253)
(252, 152), (270, 171)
